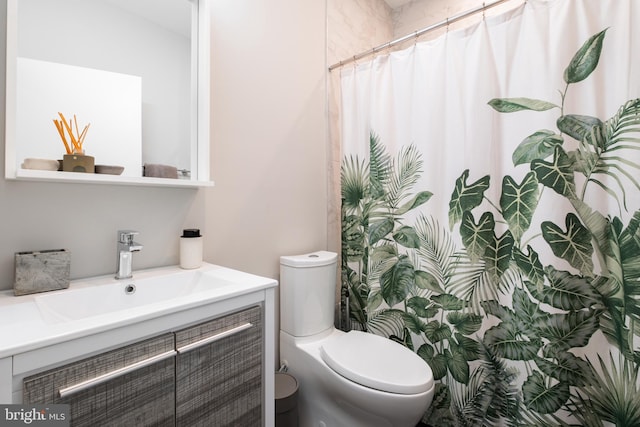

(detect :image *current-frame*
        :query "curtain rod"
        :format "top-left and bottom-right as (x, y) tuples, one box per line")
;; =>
(329, 0), (515, 71)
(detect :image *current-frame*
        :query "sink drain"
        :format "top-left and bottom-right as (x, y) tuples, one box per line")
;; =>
(124, 284), (136, 294)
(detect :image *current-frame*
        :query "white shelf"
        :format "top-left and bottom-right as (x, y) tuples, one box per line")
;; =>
(9, 169), (215, 188)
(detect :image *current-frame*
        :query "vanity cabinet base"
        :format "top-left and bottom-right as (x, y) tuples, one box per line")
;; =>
(176, 305), (263, 426)
(23, 334), (175, 427)
(21, 306), (264, 427)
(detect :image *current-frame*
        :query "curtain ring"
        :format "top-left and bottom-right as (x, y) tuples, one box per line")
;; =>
(482, 2), (486, 19)
(446, 17), (449, 32)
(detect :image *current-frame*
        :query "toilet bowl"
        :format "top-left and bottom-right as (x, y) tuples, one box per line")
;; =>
(280, 251), (434, 427)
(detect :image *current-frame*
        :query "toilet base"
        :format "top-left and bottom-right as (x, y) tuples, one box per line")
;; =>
(280, 329), (433, 427)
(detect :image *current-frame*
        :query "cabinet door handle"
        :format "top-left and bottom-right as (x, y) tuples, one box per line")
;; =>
(58, 350), (176, 398)
(177, 322), (253, 354)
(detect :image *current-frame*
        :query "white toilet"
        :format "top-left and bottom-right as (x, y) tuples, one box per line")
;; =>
(279, 251), (434, 427)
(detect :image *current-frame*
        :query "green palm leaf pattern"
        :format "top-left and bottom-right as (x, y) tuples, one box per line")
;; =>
(513, 245), (546, 290)
(386, 144), (423, 209)
(415, 215), (456, 292)
(535, 311), (600, 351)
(576, 353), (640, 426)
(390, 327), (415, 351)
(448, 170), (491, 229)
(582, 99), (640, 210)
(424, 320), (453, 343)
(380, 255), (415, 307)
(366, 308), (406, 338)
(446, 312), (483, 335)
(592, 273), (634, 359)
(450, 343), (521, 425)
(368, 217), (394, 245)
(449, 253), (509, 312)
(451, 333), (481, 362)
(522, 371), (570, 414)
(512, 130), (564, 166)
(340, 29), (640, 427)
(481, 299), (515, 322)
(393, 225), (421, 249)
(535, 349), (593, 387)
(342, 213), (365, 261)
(570, 198), (613, 262)
(341, 155), (369, 209)
(500, 172), (540, 241)
(418, 343), (448, 380)
(483, 323), (542, 360)
(531, 145), (577, 198)
(445, 347), (470, 384)
(563, 28), (607, 84)
(460, 211), (495, 263)
(541, 213), (594, 275)
(407, 296), (439, 318)
(557, 114), (604, 143)
(617, 212), (640, 327)
(402, 310), (428, 334)
(369, 132), (392, 200)
(524, 266), (600, 310)
(484, 230), (515, 284)
(512, 287), (550, 335)
(414, 269), (444, 293)
(396, 191), (433, 215)
(432, 293), (466, 311)
(488, 97), (558, 113)
(346, 276), (371, 329)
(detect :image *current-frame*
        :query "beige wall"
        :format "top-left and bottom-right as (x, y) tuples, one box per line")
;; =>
(205, 0), (328, 280)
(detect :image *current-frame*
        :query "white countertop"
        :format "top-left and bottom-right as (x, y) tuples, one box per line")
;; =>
(0, 263), (277, 359)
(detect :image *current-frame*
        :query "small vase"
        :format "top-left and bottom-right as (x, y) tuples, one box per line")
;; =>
(62, 154), (95, 173)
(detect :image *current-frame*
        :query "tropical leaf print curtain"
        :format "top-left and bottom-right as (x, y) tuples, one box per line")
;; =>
(339, 0), (640, 425)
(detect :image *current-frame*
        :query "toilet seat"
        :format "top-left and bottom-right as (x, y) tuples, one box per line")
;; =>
(320, 330), (433, 395)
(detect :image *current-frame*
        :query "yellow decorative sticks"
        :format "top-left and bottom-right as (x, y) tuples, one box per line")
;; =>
(53, 113), (90, 154)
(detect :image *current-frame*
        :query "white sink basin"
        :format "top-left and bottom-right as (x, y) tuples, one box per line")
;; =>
(0, 262), (277, 360)
(34, 268), (236, 323)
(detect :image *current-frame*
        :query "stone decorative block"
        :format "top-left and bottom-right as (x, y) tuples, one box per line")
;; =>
(14, 249), (71, 296)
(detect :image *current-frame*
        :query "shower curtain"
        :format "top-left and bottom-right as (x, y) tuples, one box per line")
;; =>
(339, 0), (640, 425)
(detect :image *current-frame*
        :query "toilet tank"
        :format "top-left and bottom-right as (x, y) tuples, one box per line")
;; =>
(280, 251), (338, 337)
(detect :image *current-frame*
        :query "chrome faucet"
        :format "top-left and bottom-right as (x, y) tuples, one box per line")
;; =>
(116, 230), (143, 279)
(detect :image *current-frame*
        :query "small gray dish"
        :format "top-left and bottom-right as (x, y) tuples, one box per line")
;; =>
(95, 165), (124, 175)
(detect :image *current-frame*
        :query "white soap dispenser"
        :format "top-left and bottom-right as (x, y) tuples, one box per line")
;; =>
(180, 228), (203, 269)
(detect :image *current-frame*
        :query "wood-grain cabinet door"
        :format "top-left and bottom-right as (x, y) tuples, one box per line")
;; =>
(175, 305), (263, 427)
(23, 334), (176, 427)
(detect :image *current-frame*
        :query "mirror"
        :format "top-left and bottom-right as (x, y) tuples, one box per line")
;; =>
(5, 0), (211, 186)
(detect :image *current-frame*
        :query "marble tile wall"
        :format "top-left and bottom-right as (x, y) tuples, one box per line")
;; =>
(327, 0), (393, 66)
(392, 0), (523, 43)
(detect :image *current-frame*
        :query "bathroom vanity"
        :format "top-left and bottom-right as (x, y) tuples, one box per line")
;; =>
(0, 263), (277, 426)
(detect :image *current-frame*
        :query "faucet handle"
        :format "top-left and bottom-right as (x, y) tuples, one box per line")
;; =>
(118, 230), (139, 244)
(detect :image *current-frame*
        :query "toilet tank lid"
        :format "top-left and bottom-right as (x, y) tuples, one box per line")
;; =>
(280, 251), (337, 268)
(320, 330), (434, 395)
